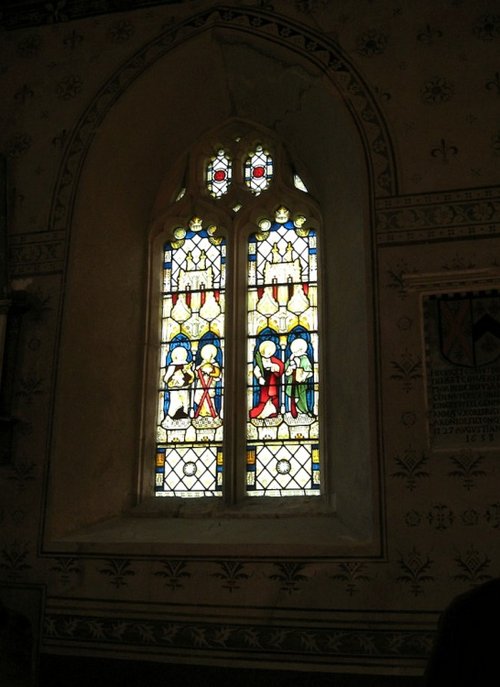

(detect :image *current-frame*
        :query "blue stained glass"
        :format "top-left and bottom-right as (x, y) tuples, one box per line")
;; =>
(155, 217), (226, 498)
(246, 207), (320, 497)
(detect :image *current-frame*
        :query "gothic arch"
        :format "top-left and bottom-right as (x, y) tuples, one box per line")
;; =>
(44, 8), (382, 556)
(49, 5), (396, 238)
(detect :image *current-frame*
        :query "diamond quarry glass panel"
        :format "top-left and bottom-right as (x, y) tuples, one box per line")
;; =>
(246, 207), (320, 496)
(207, 149), (232, 198)
(244, 145), (273, 195)
(155, 217), (225, 497)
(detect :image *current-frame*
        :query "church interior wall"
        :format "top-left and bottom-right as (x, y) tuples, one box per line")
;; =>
(1, 1), (499, 683)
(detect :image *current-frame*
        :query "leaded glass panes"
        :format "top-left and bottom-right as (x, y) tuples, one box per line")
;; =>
(293, 173), (308, 193)
(154, 136), (322, 502)
(207, 149), (232, 198)
(246, 207), (320, 497)
(244, 146), (273, 195)
(155, 217), (225, 497)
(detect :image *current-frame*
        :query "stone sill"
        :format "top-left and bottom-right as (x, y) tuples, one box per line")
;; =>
(45, 506), (377, 560)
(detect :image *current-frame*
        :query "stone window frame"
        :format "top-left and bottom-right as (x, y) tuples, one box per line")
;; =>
(42, 27), (381, 557)
(140, 125), (327, 514)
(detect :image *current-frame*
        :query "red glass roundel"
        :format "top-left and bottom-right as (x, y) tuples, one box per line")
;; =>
(214, 169), (226, 182)
(252, 166), (265, 178)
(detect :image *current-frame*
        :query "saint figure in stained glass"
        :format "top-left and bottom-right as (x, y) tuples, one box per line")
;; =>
(163, 334), (195, 421)
(155, 217), (226, 497)
(250, 333), (284, 420)
(284, 332), (314, 418)
(246, 207), (319, 497)
(154, 136), (320, 501)
(193, 334), (223, 419)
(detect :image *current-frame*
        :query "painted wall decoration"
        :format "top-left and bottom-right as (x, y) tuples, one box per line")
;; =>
(1, 0), (500, 678)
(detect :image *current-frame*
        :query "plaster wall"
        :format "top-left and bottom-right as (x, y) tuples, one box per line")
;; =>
(1, 0), (500, 679)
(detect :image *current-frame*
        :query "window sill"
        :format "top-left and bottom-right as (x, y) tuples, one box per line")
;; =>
(46, 496), (378, 560)
(134, 494), (335, 518)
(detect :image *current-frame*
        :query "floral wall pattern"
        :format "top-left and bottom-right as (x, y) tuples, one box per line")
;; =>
(1, 0), (499, 678)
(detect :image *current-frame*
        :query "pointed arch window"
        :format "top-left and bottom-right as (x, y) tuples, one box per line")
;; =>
(155, 218), (226, 497)
(152, 133), (321, 501)
(247, 208), (319, 497)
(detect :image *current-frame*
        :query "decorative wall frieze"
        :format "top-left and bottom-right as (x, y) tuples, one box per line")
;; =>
(404, 503), (500, 532)
(8, 230), (65, 276)
(375, 186), (500, 246)
(0, 0), (186, 30)
(402, 268), (500, 294)
(42, 610), (435, 667)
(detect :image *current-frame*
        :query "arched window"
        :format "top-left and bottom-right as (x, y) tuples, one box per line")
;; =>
(155, 218), (226, 498)
(246, 208), (319, 497)
(152, 129), (321, 500)
(45, 28), (376, 551)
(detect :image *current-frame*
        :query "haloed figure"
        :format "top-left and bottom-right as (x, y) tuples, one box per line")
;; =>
(285, 338), (314, 417)
(194, 343), (221, 418)
(163, 345), (195, 420)
(250, 340), (284, 419)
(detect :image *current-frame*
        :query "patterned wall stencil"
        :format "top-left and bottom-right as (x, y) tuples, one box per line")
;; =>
(376, 186), (500, 245)
(9, 230), (65, 276)
(0, 0), (186, 30)
(42, 610), (435, 669)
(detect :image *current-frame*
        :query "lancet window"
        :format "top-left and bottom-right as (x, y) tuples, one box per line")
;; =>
(247, 208), (319, 496)
(155, 219), (226, 497)
(153, 138), (320, 499)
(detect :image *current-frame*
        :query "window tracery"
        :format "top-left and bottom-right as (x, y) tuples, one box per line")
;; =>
(153, 135), (320, 500)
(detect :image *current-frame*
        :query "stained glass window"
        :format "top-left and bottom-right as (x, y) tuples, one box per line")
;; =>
(293, 173), (308, 193)
(246, 207), (320, 496)
(244, 145), (273, 195)
(154, 134), (320, 501)
(155, 217), (225, 497)
(207, 149), (232, 198)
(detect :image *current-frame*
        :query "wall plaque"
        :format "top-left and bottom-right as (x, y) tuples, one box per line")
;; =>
(425, 290), (500, 449)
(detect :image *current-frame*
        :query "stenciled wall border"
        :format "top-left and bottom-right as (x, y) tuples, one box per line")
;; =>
(1, 0), (186, 30)
(8, 230), (66, 276)
(375, 185), (500, 246)
(10, 186), (500, 276)
(43, 609), (434, 671)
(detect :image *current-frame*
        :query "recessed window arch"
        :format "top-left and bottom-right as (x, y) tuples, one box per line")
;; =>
(46, 32), (377, 550)
(149, 126), (322, 503)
